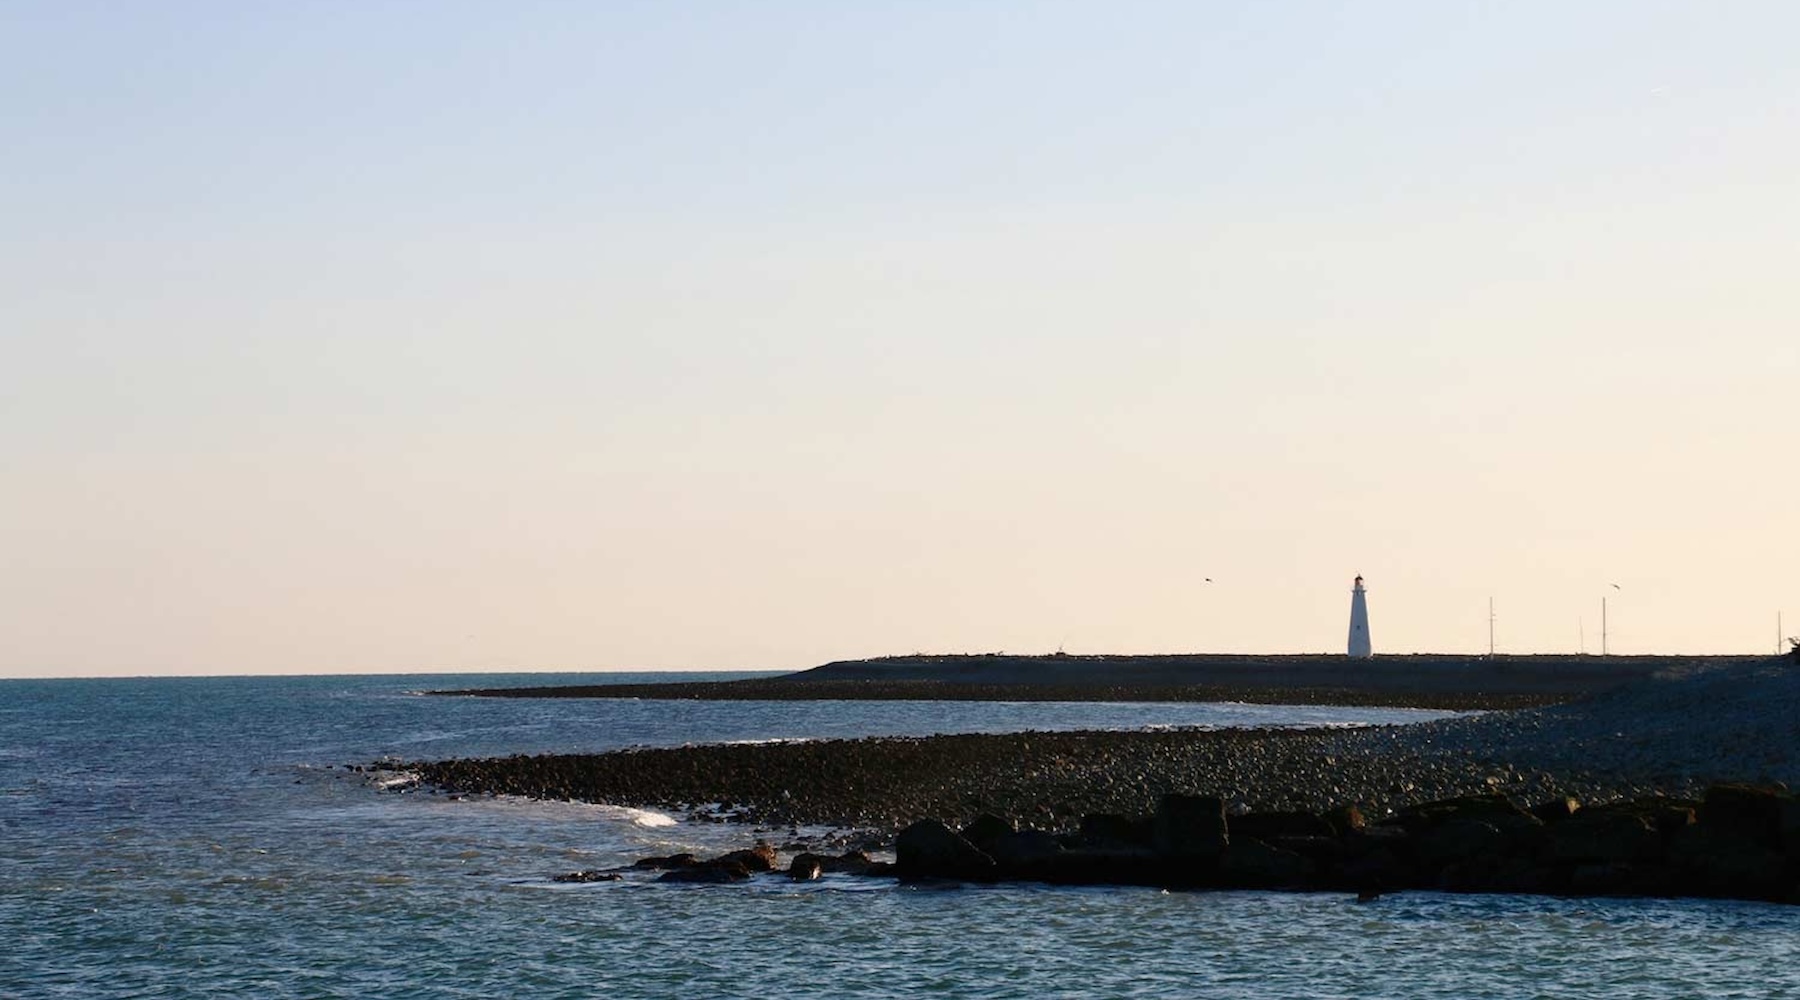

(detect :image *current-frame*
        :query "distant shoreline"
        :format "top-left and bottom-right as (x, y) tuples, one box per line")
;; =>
(434, 652), (1764, 712)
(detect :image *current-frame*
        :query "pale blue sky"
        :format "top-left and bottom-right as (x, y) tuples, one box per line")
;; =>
(4, 2), (1796, 675)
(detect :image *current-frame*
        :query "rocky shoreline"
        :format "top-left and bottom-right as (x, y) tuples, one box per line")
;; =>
(396, 655), (1800, 902)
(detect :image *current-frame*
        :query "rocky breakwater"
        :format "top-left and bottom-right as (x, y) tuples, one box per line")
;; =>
(399, 656), (1800, 902)
(885, 783), (1800, 903)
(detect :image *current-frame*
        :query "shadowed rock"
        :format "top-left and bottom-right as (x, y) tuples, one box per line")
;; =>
(895, 819), (996, 881)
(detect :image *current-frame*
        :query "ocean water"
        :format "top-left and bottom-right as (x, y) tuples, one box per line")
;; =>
(2, 673), (1795, 999)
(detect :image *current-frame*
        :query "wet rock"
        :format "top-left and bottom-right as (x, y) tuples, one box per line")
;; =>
(632, 853), (698, 870)
(787, 850), (886, 878)
(657, 863), (751, 884)
(552, 870), (622, 883)
(716, 842), (777, 873)
(787, 857), (823, 881)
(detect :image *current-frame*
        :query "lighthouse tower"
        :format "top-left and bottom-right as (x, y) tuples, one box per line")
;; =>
(1347, 575), (1372, 659)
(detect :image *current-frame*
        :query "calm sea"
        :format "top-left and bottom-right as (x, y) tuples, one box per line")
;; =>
(2, 672), (1794, 999)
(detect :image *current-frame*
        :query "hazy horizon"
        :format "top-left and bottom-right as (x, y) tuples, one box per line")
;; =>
(5, 2), (1796, 679)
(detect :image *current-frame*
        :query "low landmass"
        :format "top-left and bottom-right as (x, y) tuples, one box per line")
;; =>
(437, 652), (1763, 711)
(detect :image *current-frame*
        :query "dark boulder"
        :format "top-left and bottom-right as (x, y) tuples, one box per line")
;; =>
(787, 856), (823, 880)
(1266, 834), (1343, 866)
(1668, 823), (1792, 900)
(1531, 797), (1581, 824)
(632, 852), (698, 870)
(1416, 818), (1511, 871)
(1395, 794), (1535, 835)
(1040, 849), (1164, 887)
(1782, 799), (1800, 859)
(989, 829), (1063, 876)
(1153, 794), (1227, 858)
(961, 814), (1016, 857)
(1221, 838), (1315, 888)
(1338, 828), (1416, 895)
(787, 849), (888, 878)
(821, 850), (884, 876)
(1325, 804), (1366, 834)
(895, 819), (997, 881)
(1547, 806), (1663, 865)
(1700, 784), (1789, 853)
(1078, 813), (1153, 849)
(1231, 810), (1336, 841)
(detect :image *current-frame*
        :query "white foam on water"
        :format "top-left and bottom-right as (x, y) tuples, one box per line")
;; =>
(450, 793), (680, 828)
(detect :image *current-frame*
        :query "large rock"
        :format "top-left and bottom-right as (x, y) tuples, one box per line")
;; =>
(1700, 784), (1789, 853)
(632, 852), (698, 870)
(1547, 807), (1663, 865)
(1039, 849), (1164, 887)
(960, 814), (1016, 857)
(1221, 839), (1315, 888)
(1078, 813), (1152, 849)
(1667, 824), (1791, 900)
(1153, 794), (1227, 858)
(982, 829), (1059, 877)
(1324, 804), (1366, 834)
(895, 819), (997, 880)
(1416, 818), (1511, 871)
(716, 842), (778, 873)
(799, 849), (884, 876)
(1231, 810), (1336, 841)
(1338, 826), (1416, 893)
(1395, 794), (1535, 834)
(1531, 797), (1581, 824)
(1782, 798), (1800, 860)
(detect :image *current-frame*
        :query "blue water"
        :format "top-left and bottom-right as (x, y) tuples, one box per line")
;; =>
(2, 673), (1795, 999)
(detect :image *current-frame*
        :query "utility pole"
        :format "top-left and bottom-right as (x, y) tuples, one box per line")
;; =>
(1488, 597), (1495, 656)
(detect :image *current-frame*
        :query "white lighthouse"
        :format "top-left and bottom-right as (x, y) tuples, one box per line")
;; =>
(1347, 575), (1372, 659)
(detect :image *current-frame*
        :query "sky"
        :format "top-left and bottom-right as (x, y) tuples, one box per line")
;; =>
(3, 1), (1796, 677)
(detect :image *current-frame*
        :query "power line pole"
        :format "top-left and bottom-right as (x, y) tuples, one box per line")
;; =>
(1488, 597), (1495, 656)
